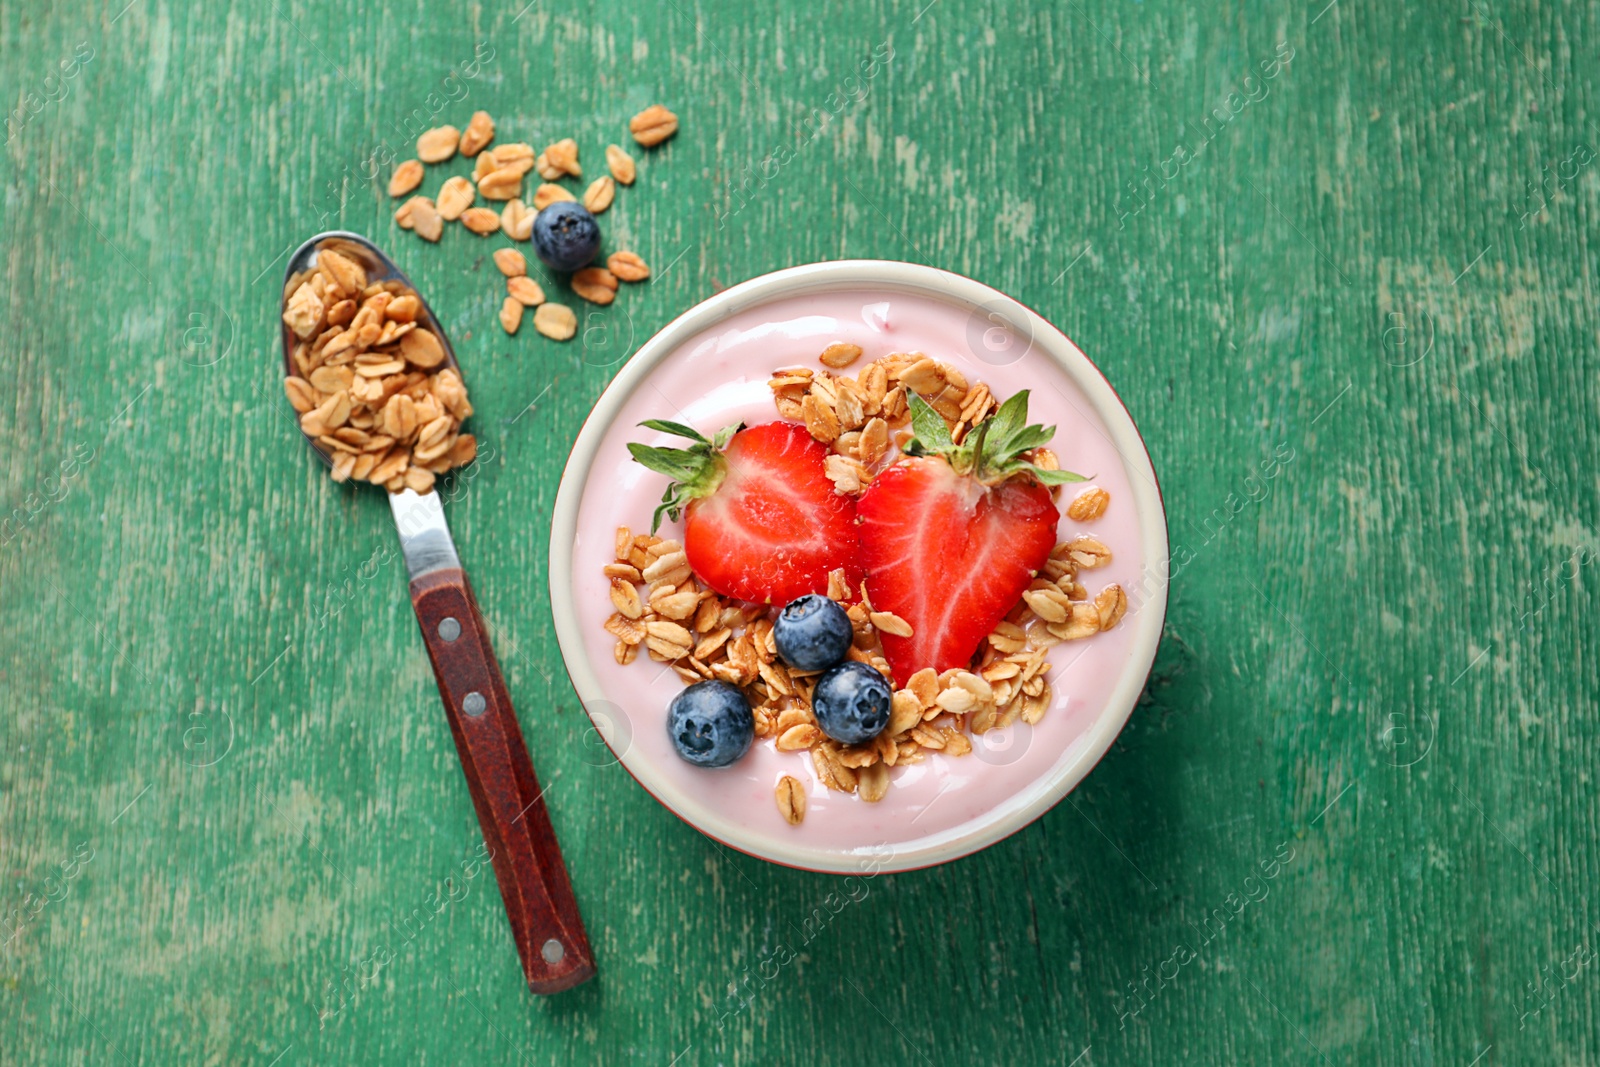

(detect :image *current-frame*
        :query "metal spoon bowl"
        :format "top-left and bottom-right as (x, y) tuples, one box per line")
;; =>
(278, 230), (464, 471)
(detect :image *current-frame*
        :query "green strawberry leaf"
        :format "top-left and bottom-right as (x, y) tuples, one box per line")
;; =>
(638, 418), (709, 443)
(1023, 465), (1090, 485)
(993, 422), (1055, 456)
(899, 386), (1085, 488)
(652, 483), (684, 530)
(903, 393), (954, 455)
(626, 443), (706, 483)
(984, 389), (1030, 444)
(628, 419), (740, 532)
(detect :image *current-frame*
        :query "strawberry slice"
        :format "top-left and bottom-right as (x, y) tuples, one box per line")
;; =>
(629, 419), (857, 604)
(857, 390), (1084, 685)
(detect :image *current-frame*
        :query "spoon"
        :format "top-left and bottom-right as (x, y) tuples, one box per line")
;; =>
(279, 231), (595, 993)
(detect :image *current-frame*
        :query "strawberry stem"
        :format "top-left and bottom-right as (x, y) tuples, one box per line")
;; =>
(903, 390), (1087, 487)
(627, 419), (743, 531)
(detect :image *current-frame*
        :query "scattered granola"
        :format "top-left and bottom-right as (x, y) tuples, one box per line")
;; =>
(385, 108), (675, 342)
(493, 248), (527, 277)
(534, 151), (563, 181)
(489, 142), (535, 177)
(500, 199), (535, 240)
(460, 207), (502, 235)
(499, 297), (523, 335)
(388, 159), (424, 197)
(607, 251), (650, 281)
(477, 166), (523, 201)
(417, 126), (460, 163)
(436, 176), (475, 220)
(473, 151), (496, 183)
(533, 302), (578, 340)
(533, 182), (575, 211)
(408, 198), (443, 243)
(572, 267), (618, 306)
(605, 144), (637, 184)
(282, 248), (476, 494)
(394, 196), (423, 230)
(630, 104), (679, 147)
(544, 138), (581, 177)
(582, 176), (615, 214)
(507, 276), (545, 307)
(459, 110), (495, 157)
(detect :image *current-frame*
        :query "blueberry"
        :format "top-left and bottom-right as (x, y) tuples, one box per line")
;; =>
(667, 680), (754, 768)
(531, 201), (601, 272)
(774, 594), (854, 671)
(811, 661), (892, 745)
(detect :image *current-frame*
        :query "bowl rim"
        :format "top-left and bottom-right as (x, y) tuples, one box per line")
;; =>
(549, 259), (1169, 874)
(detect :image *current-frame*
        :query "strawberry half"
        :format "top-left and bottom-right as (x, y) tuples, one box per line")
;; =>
(857, 390), (1084, 685)
(628, 419), (858, 604)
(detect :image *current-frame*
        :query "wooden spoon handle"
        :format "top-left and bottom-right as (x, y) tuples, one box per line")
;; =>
(409, 567), (595, 994)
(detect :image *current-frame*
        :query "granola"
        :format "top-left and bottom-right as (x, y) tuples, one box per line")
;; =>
(436, 176), (475, 220)
(493, 248), (527, 277)
(506, 276), (546, 307)
(607, 251), (650, 281)
(543, 138), (581, 177)
(533, 302), (577, 340)
(406, 198), (442, 242)
(500, 198), (535, 240)
(460, 207), (502, 235)
(384, 108), (672, 343)
(1067, 485), (1111, 521)
(582, 176), (615, 214)
(533, 182), (575, 211)
(477, 166), (523, 201)
(499, 297), (523, 335)
(605, 144), (637, 185)
(629, 104), (678, 147)
(775, 775), (807, 824)
(459, 110), (495, 157)
(416, 126), (460, 163)
(572, 267), (618, 306)
(388, 159), (424, 197)
(281, 249), (476, 494)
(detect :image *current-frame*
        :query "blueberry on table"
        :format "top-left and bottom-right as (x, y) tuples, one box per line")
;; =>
(667, 680), (755, 768)
(774, 594), (854, 671)
(532, 201), (601, 272)
(812, 660), (892, 745)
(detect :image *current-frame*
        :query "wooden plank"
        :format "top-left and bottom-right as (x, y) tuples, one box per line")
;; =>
(2, 0), (1597, 1062)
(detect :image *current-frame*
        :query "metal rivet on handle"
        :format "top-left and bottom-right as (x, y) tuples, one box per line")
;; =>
(463, 691), (486, 716)
(541, 938), (565, 964)
(438, 617), (461, 642)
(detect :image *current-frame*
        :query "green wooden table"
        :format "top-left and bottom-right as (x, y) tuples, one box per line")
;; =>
(4, 0), (1597, 1062)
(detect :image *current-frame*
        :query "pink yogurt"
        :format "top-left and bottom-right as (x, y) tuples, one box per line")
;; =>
(569, 288), (1150, 856)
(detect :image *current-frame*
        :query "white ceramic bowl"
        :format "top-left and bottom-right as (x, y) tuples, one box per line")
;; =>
(550, 260), (1168, 873)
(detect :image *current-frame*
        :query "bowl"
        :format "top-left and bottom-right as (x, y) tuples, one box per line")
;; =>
(550, 260), (1168, 874)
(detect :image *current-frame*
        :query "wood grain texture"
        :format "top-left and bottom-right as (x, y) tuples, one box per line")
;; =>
(2, 0), (1597, 1062)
